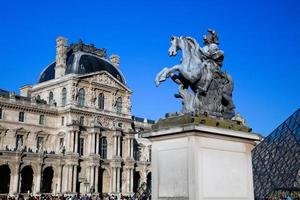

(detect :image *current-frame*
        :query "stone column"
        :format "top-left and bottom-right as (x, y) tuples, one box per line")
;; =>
(111, 167), (116, 192)
(66, 133), (70, 152)
(95, 166), (99, 193)
(73, 166), (77, 193)
(114, 136), (117, 156)
(91, 133), (94, 154)
(34, 164), (42, 194)
(124, 167), (133, 194)
(56, 166), (62, 194)
(130, 139), (134, 158)
(127, 138), (130, 158)
(10, 164), (20, 195)
(90, 133), (96, 154)
(117, 136), (121, 156)
(86, 166), (90, 190)
(116, 167), (120, 193)
(72, 132), (75, 152)
(90, 166), (95, 191)
(87, 133), (91, 155)
(96, 133), (99, 154)
(68, 165), (72, 192)
(130, 169), (134, 193)
(62, 165), (68, 193)
(68, 131), (74, 153)
(74, 131), (79, 153)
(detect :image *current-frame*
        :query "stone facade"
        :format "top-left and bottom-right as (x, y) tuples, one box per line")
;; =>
(0, 37), (153, 196)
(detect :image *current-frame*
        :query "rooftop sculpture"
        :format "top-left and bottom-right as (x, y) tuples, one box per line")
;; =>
(155, 29), (235, 119)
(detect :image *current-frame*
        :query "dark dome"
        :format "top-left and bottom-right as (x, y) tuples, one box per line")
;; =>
(38, 51), (126, 84)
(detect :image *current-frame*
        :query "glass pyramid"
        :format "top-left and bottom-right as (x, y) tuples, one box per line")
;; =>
(252, 109), (300, 199)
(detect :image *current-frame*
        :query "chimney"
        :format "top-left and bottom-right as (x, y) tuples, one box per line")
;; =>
(19, 85), (32, 97)
(55, 36), (67, 79)
(110, 54), (120, 68)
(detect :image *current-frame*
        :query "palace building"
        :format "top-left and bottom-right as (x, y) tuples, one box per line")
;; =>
(0, 37), (153, 196)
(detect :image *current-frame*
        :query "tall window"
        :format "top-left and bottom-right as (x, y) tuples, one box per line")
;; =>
(98, 93), (105, 110)
(62, 88), (67, 106)
(99, 137), (107, 159)
(16, 134), (23, 150)
(79, 138), (84, 156)
(49, 92), (53, 104)
(116, 97), (122, 114)
(0, 108), (2, 119)
(79, 116), (84, 126)
(39, 115), (45, 125)
(19, 112), (24, 122)
(61, 116), (65, 126)
(78, 88), (85, 106)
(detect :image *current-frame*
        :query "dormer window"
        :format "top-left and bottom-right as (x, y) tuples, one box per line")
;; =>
(49, 92), (53, 104)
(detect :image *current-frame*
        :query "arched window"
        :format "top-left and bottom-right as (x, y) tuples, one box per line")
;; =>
(116, 97), (122, 114)
(78, 88), (85, 107)
(98, 93), (104, 110)
(62, 88), (67, 106)
(99, 137), (107, 159)
(49, 92), (53, 104)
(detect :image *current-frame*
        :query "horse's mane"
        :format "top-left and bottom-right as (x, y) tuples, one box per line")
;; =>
(182, 36), (201, 58)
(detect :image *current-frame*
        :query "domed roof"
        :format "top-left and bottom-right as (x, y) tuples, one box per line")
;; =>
(38, 51), (126, 84)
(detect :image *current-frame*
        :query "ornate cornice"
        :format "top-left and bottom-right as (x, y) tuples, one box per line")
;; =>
(0, 99), (57, 115)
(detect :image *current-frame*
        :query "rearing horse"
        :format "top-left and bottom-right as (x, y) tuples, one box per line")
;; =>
(155, 36), (212, 93)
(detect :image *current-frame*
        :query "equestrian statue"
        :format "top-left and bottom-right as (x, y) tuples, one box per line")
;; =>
(155, 29), (235, 119)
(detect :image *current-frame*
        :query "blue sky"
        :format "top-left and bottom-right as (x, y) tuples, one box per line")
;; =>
(0, 0), (299, 136)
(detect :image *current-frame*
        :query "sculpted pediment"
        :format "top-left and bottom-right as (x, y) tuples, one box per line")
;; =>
(15, 127), (30, 134)
(35, 130), (49, 140)
(90, 72), (129, 91)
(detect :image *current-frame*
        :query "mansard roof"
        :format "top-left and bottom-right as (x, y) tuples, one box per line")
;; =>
(38, 42), (126, 84)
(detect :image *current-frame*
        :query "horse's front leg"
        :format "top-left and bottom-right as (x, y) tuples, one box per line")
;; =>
(155, 65), (180, 86)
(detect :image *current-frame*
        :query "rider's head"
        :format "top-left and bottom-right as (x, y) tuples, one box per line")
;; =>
(203, 29), (219, 45)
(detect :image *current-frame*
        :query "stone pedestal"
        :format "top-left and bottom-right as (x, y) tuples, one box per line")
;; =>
(142, 116), (261, 200)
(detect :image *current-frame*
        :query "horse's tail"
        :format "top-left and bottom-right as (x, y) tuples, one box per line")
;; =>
(224, 72), (234, 91)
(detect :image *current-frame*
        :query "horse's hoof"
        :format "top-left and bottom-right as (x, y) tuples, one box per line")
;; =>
(155, 81), (160, 87)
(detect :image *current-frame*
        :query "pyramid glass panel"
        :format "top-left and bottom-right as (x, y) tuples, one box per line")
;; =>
(252, 109), (300, 199)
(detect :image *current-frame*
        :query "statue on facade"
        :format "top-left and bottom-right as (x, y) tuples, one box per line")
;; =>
(37, 140), (43, 153)
(17, 137), (23, 151)
(155, 29), (235, 119)
(140, 145), (150, 162)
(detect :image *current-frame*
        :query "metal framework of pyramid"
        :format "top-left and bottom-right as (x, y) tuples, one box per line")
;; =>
(252, 109), (300, 199)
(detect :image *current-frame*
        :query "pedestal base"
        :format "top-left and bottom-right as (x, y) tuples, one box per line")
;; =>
(142, 122), (261, 200)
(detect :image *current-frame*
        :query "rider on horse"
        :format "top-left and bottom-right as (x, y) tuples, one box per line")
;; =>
(195, 29), (225, 94)
(200, 29), (224, 69)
